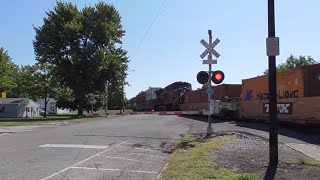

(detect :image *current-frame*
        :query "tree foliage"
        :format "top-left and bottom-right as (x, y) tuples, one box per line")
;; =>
(278, 55), (317, 70)
(33, 63), (59, 116)
(33, 2), (128, 115)
(263, 55), (318, 75)
(55, 87), (77, 110)
(107, 81), (123, 110)
(0, 48), (18, 93)
(10, 65), (36, 98)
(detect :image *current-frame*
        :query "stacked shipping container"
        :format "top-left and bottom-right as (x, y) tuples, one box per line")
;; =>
(240, 63), (320, 124)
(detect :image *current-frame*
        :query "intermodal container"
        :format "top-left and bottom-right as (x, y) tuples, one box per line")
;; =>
(241, 68), (304, 101)
(303, 63), (320, 97)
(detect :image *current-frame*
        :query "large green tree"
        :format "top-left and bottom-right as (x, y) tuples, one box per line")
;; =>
(0, 48), (18, 94)
(263, 55), (318, 75)
(33, 2), (128, 116)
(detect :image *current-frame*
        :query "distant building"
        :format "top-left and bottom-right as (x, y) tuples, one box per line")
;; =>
(0, 98), (40, 118)
(38, 99), (69, 114)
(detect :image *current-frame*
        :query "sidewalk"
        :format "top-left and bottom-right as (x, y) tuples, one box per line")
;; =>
(285, 143), (320, 160)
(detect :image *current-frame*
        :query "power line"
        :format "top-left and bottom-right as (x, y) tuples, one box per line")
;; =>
(137, 0), (166, 49)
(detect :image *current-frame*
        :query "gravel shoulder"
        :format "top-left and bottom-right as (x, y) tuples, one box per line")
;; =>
(215, 132), (320, 180)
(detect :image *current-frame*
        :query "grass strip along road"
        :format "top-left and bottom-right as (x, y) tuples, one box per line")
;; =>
(160, 134), (257, 180)
(0, 114), (104, 127)
(0, 110), (134, 127)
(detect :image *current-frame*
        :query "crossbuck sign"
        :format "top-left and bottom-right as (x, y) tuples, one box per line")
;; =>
(200, 38), (220, 59)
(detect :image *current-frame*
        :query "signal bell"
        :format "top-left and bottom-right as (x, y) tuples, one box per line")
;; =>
(212, 70), (225, 84)
(196, 71), (209, 84)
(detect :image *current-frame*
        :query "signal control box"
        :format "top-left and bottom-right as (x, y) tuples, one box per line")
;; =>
(209, 100), (220, 114)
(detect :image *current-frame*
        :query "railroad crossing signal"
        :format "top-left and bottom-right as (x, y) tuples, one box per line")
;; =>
(198, 29), (221, 136)
(197, 71), (209, 84)
(212, 70), (225, 84)
(200, 38), (220, 59)
(196, 70), (225, 85)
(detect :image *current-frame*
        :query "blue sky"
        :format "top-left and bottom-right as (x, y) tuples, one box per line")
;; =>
(1, 1), (320, 99)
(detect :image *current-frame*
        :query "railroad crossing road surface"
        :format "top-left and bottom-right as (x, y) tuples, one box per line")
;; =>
(1, 115), (320, 180)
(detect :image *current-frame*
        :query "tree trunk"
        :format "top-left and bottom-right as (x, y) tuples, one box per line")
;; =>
(75, 87), (85, 116)
(78, 101), (84, 116)
(77, 96), (85, 116)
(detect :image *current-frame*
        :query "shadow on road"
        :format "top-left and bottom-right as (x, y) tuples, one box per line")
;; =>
(182, 115), (320, 145)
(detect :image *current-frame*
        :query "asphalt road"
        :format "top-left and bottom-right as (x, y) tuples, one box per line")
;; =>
(1, 115), (319, 180)
(0, 115), (192, 180)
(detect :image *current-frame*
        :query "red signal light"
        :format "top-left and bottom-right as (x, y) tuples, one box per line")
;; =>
(215, 73), (222, 80)
(212, 70), (225, 84)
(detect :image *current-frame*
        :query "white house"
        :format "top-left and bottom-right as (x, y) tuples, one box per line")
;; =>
(38, 99), (69, 114)
(0, 98), (40, 118)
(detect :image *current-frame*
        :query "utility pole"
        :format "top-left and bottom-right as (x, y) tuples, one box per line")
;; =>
(267, 0), (279, 167)
(122, 73), (125, 114)
(105, 81), (108, 114)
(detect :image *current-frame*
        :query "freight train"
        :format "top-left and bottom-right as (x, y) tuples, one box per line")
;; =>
(129, 63), (320, 125)
(129, 82), (242, 118)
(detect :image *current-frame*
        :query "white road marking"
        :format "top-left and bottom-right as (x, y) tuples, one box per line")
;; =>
(39, 144), (109, 149)
(117, 145), (159, 152)
(97, 155), (156, 164)
(39, 167), (71, 180)
(40, 141), (127, 180)
(70, 166), (158, 174)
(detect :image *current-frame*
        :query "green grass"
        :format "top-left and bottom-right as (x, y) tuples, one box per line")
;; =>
(159, 134), (257, 180)
(0, 114), (105, 127)
(286, 157), (320, 167)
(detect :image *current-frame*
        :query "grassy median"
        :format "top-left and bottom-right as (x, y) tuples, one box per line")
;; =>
(159, 134), (257, 180)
